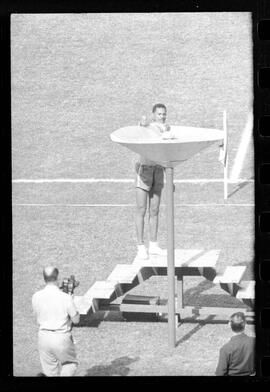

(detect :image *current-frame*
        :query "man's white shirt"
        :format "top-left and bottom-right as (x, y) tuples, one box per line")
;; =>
(32, 284), (78, 333)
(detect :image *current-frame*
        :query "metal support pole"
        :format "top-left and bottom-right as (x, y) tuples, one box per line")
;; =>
(177, 273), (184, 313)
(165, 166), (176, 348)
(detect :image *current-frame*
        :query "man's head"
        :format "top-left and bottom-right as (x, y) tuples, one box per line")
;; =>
(229, 312), (246, 333)
(152, 103), (167, 124)
(43, 266), (59, 284)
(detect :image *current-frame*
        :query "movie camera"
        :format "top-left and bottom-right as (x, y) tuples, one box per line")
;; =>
(60, 275), (79, 295)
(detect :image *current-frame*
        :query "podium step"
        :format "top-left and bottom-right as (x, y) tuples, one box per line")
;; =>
(236, 280), (255, 299)
(213, 266), (246, 284)
(78, 249), (253, 320)
(122, 294), (160, 305)
(133, 249), (220, 269)
(84, 281), (116, 299)
(107, 264), (141, 284)
(187, 250), (220, 268)
(73, 295), (93, 315)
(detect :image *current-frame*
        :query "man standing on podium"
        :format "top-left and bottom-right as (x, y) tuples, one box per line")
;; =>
(135, 103), (172, 260)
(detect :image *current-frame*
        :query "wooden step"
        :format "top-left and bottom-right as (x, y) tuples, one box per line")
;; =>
(73, 295), (92, 315)
(236, 280), (255, 299)
(132, 249), (220, 269)
(107, 264), (142, 284)
(133, 249), (202, 267)
(132, 254), (166, 267)
(84, 281), (116, 300)
(213, 266), (246, 284)
(188, 250), (220, 267)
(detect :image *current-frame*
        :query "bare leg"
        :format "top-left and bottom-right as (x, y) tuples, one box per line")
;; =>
(135, 187), (148, 244)
(149, 190), (161, 242)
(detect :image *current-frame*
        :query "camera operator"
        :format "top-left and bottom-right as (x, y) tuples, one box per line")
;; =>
(32, 266), (80, 376)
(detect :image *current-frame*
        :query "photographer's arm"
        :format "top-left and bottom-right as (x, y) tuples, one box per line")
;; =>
(67, 297), (80, 325)
(71, 312), (80, 325)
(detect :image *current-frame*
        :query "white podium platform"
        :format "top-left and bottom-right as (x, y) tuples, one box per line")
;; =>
(73, 249), (254, 318)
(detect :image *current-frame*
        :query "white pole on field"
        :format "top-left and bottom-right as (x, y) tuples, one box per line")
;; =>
(223, 110), (228, 200)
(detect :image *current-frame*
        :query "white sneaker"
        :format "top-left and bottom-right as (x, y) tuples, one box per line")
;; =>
(148, 242), (167, 256)
(136, 245), (149, 260)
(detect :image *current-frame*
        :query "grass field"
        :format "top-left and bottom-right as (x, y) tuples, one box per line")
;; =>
(11, 13), (254, 376)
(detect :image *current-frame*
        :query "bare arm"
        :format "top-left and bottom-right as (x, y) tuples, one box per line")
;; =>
(67, 296), (80, 325)
(139, 115), (149, 127)
(71, 312), (80, 325)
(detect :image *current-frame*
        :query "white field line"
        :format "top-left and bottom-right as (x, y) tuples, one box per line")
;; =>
(14, 203), (254, 207)
(12, 178), (253, 184)
(230, 112), (253, 182)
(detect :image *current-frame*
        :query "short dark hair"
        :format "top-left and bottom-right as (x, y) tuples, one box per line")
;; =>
(230, 312), (246, 333)
(43, 267), (59, 283)
(152, 103), (167, 113)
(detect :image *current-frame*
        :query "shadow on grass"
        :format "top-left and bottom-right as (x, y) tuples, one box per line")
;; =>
(184, 279), (215, 301)
(76, 310), (126, 328)
(184, 258), (254, 306)
(85, 356), (139, 376)
(184, 283), (250, 308)
(75, 314), (102, 328)
(76, 310), (165, 328)
(227, 177), (254, 199)
(176, 315), (215, 346)
(175, 311), (254, 346)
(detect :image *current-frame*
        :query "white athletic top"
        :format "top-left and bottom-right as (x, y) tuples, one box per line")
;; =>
(32, 284), (78, 333)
